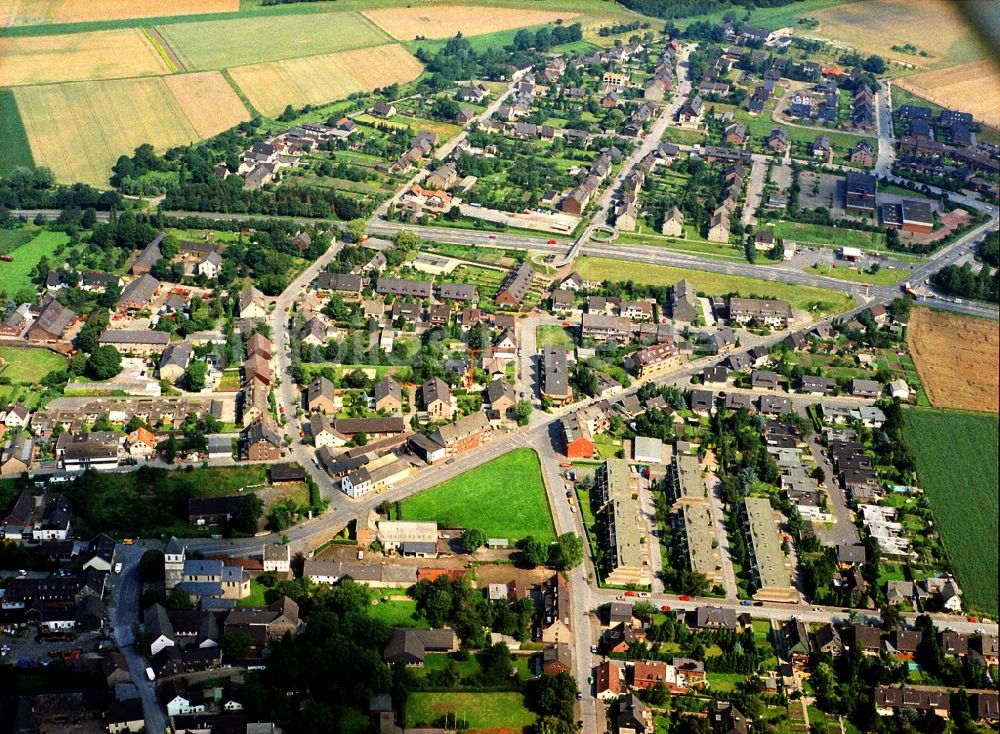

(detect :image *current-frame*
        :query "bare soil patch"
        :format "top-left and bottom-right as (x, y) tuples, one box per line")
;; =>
(363, 5), (577, 40)
(906, 306), (999, 412)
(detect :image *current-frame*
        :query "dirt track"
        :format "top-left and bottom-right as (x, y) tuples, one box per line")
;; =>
(907, 307), (999, 412)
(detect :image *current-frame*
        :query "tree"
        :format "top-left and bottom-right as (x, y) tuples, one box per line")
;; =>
(185, 360), (207, 391)
(230, 493), (264, 534)
(526, 671), (577, 724)
(460, 528), (487, 554)
(553, 533), (584, 569)
(138, 549), (165, 583)
(167, 587), (193, 611)
(221, 630), (253, 659)
(810, 465), (826, 483)
(88, 345), (122, 380)
(345, 218), (367, 242)
(516, 399), (533, 426)
(880, 603), (902, 631)
(520, 536), (549, 568)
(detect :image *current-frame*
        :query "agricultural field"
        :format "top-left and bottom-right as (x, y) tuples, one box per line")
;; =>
(573, 257), (855, 316)
(0, 28), (170, 86)
(0, 230), (70, 295)
(162, 71), (251, 138)
(228, 43), (423, 117)
(404, 692), (535, 729)
(902, 408), (999, 614)
(399, 448), (555, 542)
(0, 0), (238, 26)
(809, 0), (987, 70)
(895, 60), (1000, 128)
(0, 90), (33, 175)
(157, 12), (390, 70)
(0, 346), (68, 384)
(363, 5), (577, 41)
(0, 228), (33, 256)
(906, 307), (999, 412)
(14, 73), (247, 186)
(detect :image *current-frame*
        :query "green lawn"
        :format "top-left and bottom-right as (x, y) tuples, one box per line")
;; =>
(574, 256), (854, 316)
(808, 264), (909, 286)
(368, 598), (427, 628)
(536, 325), (576, 348)
(0, 90), (33, 176)
(0, 230), (69, 296)
(902, 408), (999, 615)
(770, 221), (888, 251)
(0, 346), (67, 384)
(405, 692), (535, 729)
(237, 578), (269, 608)
(399, 448), (555, 542)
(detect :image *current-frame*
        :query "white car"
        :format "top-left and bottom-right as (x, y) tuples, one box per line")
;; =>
(113, 562), (123, 574)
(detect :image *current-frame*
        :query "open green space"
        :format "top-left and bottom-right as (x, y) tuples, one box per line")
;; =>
(769, 221), (888, 251)
(367, 597), (427, 628)
(0, 228), (34, 257)
(405, 691), (535, 729)
(399, 448), (555, 542)
(808, 263), (908, 286)
(61, 463), (278, 538)
(0, 347), (67, 384)
(536, 325), (576, 348)
(0, 230), (70, 296)
(158, 12), (390, 69)
(901, 408), (999, 614)
(574, 256), (854, 316)
(0, 90), (34, 175)
(236, 578), (269, 608)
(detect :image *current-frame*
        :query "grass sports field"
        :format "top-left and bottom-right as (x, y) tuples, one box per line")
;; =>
(0, 346), (68, 384)
(810, 0), (987, 70)
(405, 692), (535, 729)
(906, 307), (999, 413)
(902, 408), (999, 614)
(399, 448), (554, 542)
(895, 60), (1000, 128)
(229, 44), (423, 117)
(364, 5), (577, 41)
(0, 230), (69, 295)
(0, 90), (34, 175)
(574, 257), (854, 315)
(1, 0), (238, 27)
(158, 12), (390, 70)
(14, 73), (247, 186)
(0, 28), (170, 86)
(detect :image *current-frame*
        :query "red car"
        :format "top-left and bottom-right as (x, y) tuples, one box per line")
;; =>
(625, 591), (636, 597)
(660, 605), (672, 612)
(547, 239), (557, 244)
(679, 595), (691, 602)
(968, 616), (978, 623)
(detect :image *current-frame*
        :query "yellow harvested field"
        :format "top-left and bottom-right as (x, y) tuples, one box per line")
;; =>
(163, 72), (250, 138)
(895, 61), (1000, 128)
(0, 28), (170, 87)
(230, 44), (423, 117)
(14, 74), (246, 186)
(1, 0), (238, 26)
(811, 0), (986, 69)
(363, 5), (577, 40)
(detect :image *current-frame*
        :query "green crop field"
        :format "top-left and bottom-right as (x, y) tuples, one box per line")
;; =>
(399, 448), (554, 542)
(0, 228), (33, 256)
(158, 12), (390, 69)
(405, 692), (535, 729)
(0, 90), (34, 175)
(0, 230), (69, 295)
(574, 256), (854, 316)
(902, 408), (999, 614)
(0, 346), (67, 384)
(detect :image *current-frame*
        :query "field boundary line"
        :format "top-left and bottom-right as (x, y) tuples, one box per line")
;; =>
(145, 26), (185, 72)
(219, 68), (261, 119)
